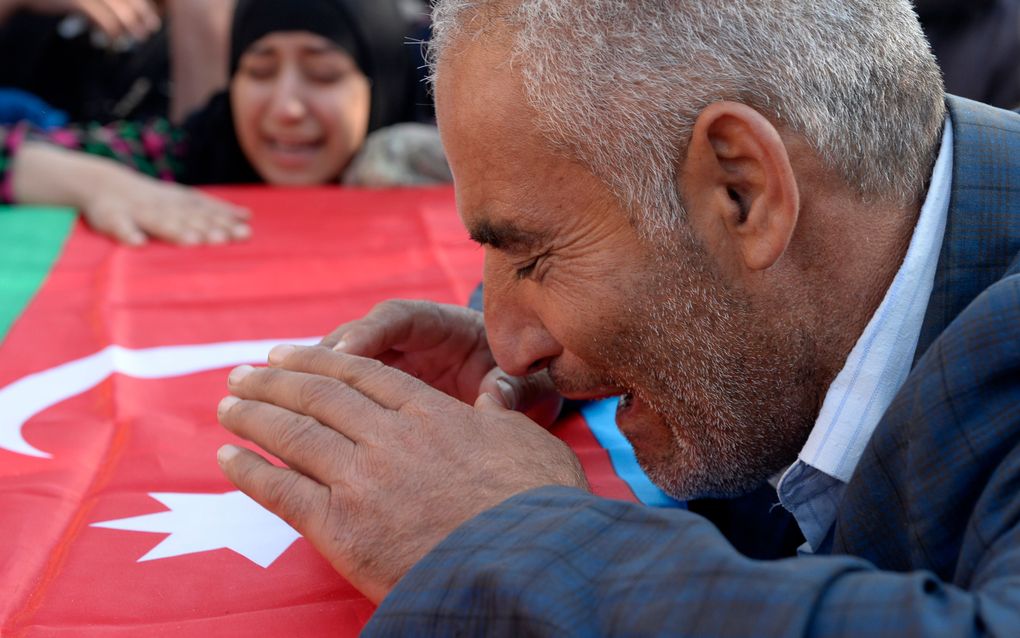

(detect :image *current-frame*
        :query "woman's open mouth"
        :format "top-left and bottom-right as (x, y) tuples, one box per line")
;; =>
(265, 138), (325, 166)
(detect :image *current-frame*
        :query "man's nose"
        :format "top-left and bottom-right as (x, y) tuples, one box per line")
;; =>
(483, 283), (562, 378)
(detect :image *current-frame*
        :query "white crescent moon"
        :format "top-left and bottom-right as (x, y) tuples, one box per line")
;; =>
(0, 337), (320, 459)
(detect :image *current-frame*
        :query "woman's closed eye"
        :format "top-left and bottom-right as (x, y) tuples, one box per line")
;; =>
(301, 50), (359, 84)
(240, 63), (277, 81)
(304, 65), (349, 84)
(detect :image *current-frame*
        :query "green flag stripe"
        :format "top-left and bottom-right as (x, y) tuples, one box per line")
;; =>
(0, 207), (77, 345)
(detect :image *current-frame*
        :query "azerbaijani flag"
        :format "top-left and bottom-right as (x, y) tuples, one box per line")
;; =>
(0, 187), (679, 637)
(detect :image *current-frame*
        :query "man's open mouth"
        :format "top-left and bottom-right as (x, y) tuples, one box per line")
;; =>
(618, 392), (634, 411)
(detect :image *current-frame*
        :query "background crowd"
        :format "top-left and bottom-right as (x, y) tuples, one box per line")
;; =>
(0, 0), (1016, 244)
(0, 0), (448, 245)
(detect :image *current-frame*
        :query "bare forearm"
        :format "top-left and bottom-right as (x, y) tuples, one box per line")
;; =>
(167, 0), (233, 122)
(11, 142), (126, 208)
(11, 141), (251, 246)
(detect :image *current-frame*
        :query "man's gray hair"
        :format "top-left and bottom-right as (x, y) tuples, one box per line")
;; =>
(428, 0), (946, 232)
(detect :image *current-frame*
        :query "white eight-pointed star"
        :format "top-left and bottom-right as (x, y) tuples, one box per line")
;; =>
(92, 491), (302, 568)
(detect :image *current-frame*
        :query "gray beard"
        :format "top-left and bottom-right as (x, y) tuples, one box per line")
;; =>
(581, 234), (823, 500)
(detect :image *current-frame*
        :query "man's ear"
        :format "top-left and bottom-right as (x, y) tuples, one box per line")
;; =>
(680, 101), (799, 272)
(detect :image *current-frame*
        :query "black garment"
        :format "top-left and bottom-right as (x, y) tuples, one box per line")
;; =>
(180, 0), (420, 185)
(0, 12), (171, 123)
(916, 0), (1020, 109)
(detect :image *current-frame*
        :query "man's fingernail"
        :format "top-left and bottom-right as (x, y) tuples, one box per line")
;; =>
(495, 379), (515, 409)
(332, 339), (349, 352)
(217, 395), (240, 419)
(268, 345), (296, 365)
(228, 365), (254, 386)
(217, 444), (241, 466)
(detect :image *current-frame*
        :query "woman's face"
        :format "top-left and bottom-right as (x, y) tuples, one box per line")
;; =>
(231, 32), (371, 185)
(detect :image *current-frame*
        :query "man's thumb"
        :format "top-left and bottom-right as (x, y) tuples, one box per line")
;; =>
(477, 368), (563, 427)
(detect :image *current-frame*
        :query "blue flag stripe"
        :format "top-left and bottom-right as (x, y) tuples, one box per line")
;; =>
(580, 397), (685, 508)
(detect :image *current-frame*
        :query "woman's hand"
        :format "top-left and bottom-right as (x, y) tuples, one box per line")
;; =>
(14, 0), (161, 42)
(82, 171), (251, 246)
(13, 142), (251, 246)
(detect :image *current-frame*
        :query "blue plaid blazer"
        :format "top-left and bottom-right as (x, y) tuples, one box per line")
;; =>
(364, 96), (1020, 636)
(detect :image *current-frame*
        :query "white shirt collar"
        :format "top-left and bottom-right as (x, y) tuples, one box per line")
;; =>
(782, 117), (954, 486)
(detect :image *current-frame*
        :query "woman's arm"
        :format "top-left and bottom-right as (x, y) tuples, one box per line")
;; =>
(11, 141), (250, 246)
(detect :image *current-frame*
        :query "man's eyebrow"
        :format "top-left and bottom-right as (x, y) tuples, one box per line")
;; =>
(468, 219), (551, 251)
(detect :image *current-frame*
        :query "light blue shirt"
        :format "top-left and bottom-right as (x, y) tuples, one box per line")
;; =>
(776, 119), (954, 553)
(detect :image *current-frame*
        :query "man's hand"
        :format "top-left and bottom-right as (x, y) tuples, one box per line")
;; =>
(217, 345), (589, 603)
(322, 300), (563, 426)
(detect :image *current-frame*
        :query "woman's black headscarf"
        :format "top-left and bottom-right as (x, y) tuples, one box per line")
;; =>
(180, 0), (417, 185)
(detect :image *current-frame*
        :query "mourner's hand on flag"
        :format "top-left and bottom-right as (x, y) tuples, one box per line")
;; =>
(12, 142), (252, 246)
(216, 344), (589, 603)
(81, 171), (252, 247)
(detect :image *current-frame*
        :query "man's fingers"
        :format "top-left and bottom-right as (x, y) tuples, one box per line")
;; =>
(324, 300), (483, 356)
(323, 301), (422, 355)
(217, 444), (330, 533)
(478, 368), (563, 427)
(478, 367), (556, 410)
(218, 396), (353, 481)
(227, 362), (393, 441)
(263, 346), (437, 412)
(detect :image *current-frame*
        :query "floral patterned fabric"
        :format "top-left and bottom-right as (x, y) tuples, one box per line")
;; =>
(0, 119), (187, 203)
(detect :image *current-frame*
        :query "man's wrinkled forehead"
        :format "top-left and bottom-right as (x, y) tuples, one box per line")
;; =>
(435, 32), (550, 189)
(434, 14), (621, 254)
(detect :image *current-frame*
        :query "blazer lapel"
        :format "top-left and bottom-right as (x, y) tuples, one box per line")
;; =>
(915, 96), (1020, 362)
